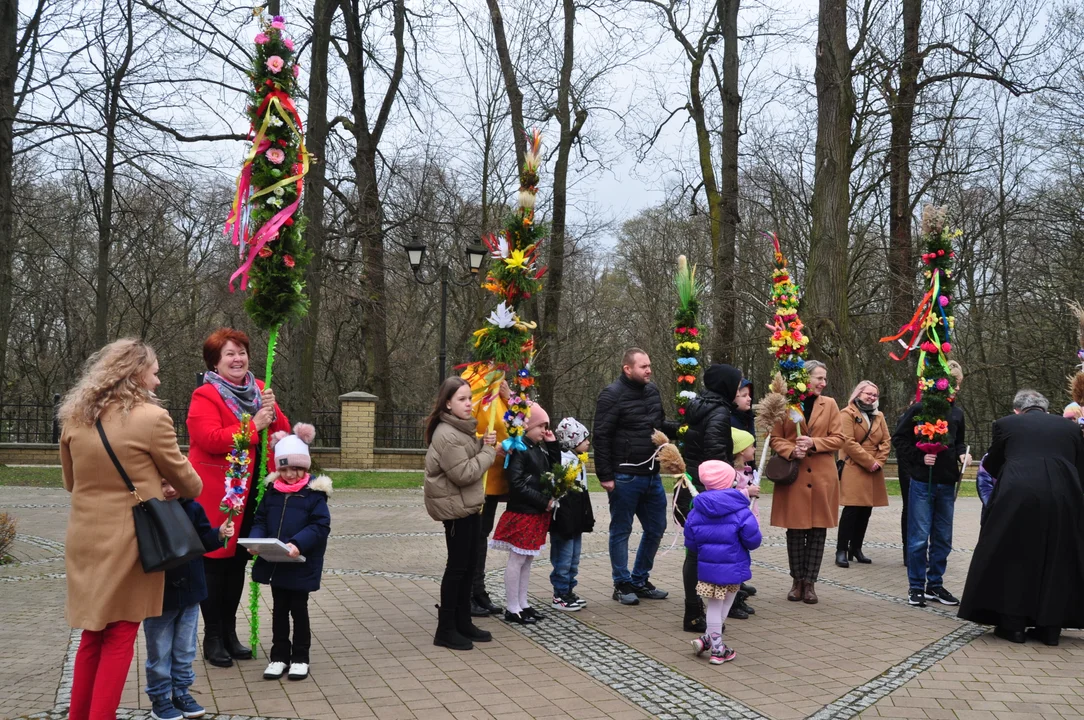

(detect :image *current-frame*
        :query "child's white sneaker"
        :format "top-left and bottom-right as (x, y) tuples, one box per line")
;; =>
(288, 662), (309, 680)
(691, 634), (711, 656)
(263, 661), (287, 680)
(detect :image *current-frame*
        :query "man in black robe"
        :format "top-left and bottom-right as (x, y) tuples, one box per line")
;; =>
(958, 389), (1084, 645)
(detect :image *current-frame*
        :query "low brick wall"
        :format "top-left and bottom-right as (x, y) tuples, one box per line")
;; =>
(373, 449), (425, 470)
(0, 444), (62, 465)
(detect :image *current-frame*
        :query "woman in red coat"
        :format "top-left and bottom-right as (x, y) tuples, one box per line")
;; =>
(188, 328), (290, 667)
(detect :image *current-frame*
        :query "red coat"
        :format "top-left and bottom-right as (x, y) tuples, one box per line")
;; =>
(187, 381), (290, 559)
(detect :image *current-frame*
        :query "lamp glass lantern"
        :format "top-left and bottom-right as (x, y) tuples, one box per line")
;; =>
(465, 244), (486, 275)
(405, 242), (427, 273)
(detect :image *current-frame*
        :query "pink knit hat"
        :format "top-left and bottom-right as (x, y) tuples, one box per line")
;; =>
(526, 402), (550, 430)
(699, 460), (736, 491)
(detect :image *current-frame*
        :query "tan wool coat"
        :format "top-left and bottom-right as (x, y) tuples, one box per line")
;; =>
(838, 403), (891, 508)
(769, 395), (845, 529)
(424, 414), (497, 521)
(62, 402), (203, 631)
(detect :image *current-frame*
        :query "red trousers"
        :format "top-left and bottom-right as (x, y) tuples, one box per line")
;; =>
(69, 620), (140, 720)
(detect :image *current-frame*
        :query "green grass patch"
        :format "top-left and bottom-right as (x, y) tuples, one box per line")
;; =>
(0, 464), (979, 497)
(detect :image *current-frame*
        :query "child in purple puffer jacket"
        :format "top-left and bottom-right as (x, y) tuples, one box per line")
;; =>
(684, 460), (762, 664)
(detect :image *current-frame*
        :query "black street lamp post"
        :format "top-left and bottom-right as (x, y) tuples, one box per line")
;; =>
(405, 236), (487, 384)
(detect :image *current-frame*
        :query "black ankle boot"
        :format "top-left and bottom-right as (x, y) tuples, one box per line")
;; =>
(850, 548), (872, 564)
(835, 550), (850, 568)
(223, 626), (251, 659)
(683, 601), (706, 633)
(203, 629), (233, 668)
(456, 604), (492, 642)
(434, 608), (473, 651)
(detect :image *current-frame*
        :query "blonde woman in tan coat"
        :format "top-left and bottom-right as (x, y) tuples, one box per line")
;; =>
(59, 339), (202, 720)
(424, 376), (498, 651)
(835, 381), (890, 569)
(769, 360), (845, 604)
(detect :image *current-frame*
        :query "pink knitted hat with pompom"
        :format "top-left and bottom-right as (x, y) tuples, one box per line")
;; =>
(273, 422), (316, 469)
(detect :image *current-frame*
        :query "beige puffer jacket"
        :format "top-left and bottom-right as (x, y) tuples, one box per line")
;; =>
(424, 413), (497, 521)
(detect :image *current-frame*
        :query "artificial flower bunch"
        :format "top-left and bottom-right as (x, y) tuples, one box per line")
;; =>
(764, 233), (811, 417)
(673, 255), (702, 438)
(881, 205), (958, 454)
(468, 130), (549, 436)
(219, 414), (254, 546)
(224, 10), (311, 330)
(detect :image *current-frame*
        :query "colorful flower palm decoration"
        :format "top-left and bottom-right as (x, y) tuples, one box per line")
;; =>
(223, 10), (311, 657)
(672, 255), (702, 443)
(545, 454), (587, 500)
(765, 232), (811, 427)
(464, 131), (548, 465)
(219, 415), (253, 548)
(880, 206), (959, 458)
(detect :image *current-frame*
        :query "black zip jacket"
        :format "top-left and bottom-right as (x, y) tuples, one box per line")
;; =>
(505, 438), (562, 515)
(593, 374), (678, 481)
(892, 402), (966, 485)
(682, 391), (735, 491)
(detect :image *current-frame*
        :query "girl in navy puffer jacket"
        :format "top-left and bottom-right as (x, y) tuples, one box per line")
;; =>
(684, 460), (761, 665)
(248, 423), (331, 682)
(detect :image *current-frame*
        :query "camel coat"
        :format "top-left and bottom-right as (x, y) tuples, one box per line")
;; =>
(839, 403), (890, 507)
(62, 402), (202, 631)
(769, 395), (845, 529)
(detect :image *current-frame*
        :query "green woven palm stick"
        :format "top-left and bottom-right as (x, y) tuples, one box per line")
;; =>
(248, 324), (280, 658)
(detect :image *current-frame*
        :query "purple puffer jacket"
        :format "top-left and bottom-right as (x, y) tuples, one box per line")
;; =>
(684, 488), (762, 586)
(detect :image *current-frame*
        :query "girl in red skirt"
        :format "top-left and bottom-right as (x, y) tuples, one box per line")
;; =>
(490, 402), (560, 624)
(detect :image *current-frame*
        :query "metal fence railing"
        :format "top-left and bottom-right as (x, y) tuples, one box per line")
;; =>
(0, 396), (61, 443)
(310, 411), (340, 448)
(375, 411), (428, 449)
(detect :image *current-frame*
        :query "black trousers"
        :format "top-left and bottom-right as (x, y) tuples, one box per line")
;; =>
(471, 496), (500, 597)
(683, 548), (699, 606)
(900, 474), (911, 550)
(837, 506), (873, 552)
(270, 587), (311, 663)
(443, 513), (481, 617)
(201, 553), (250, 640)
(786, 528), (828, 582)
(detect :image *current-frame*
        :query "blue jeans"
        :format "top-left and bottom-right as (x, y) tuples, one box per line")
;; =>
(550, 533), (583, 596)
(143, 604), (199, 700)
(906, 479), (956, 591)
(607, 472), (667, 586)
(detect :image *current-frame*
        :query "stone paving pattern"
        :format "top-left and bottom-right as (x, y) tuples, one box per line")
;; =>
(1, 485), (1081, 720)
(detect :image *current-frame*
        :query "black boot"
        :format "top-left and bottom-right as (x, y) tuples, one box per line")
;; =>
(456, 604), (493, 643)
(835, 550), (850, 568)
(434, 607), (473, 651)
(203, 626), (233, 668)
(683, 600), (706, 633)
(850, 549), (872, 564)
(469, 597), (490, 618)
(740, 582), (757, 597)
(735, 590), (755, 615)
(474, 591), (503, 615)
(223, 621), (252, 659)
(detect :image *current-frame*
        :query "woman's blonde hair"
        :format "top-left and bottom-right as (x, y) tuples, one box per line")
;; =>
(849, 379), (875, 407)
(58, 339), (158, 427)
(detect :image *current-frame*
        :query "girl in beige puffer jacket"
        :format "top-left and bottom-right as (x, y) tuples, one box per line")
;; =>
(424, 377), (497, 651)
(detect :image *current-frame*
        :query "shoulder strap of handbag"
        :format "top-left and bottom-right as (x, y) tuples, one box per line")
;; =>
(96, 418), (139, 497)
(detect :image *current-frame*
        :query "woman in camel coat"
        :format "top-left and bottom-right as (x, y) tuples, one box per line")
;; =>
(60, 339), (202, 720)
(770, 360), (845, 605)
(835, 380), (891, 568)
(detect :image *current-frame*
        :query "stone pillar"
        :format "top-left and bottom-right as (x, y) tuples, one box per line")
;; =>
(339, 391), (378, 469)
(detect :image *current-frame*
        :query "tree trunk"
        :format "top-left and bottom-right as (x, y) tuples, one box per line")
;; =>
(806, 0), (855, 392)
(339, 0), (404, 413)
(715, 0), (740, 366)
(287, 0), (334, 420)
(0, 0), (18, 398)
(887, 0), (922, 332)
(94, 0), (135, 347)
(485, 0), (526, 171)
(537, 0), (585, 412)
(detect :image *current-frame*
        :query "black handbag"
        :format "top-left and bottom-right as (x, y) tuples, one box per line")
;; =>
(96, 419), (206, 573)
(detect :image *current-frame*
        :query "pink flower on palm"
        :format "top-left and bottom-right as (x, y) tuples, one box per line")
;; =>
(266, 55), (284, 73)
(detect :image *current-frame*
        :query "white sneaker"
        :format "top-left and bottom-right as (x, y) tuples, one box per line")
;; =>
(263, 661), (287, 680)
(287, 662), (309, 680)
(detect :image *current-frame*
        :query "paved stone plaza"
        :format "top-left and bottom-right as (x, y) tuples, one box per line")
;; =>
(2, 486), (1082, 720)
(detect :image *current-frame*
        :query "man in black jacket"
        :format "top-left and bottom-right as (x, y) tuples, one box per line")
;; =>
(892, 366), (970, 609)
(594, 348), (678, 605)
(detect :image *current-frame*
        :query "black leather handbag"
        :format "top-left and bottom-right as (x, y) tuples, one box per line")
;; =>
(96, 419), (205, 573)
